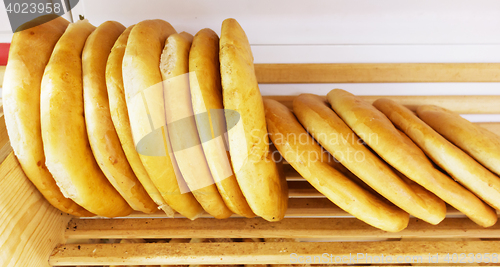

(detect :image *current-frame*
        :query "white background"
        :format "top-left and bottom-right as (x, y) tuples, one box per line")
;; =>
(1, 0), (499, 120)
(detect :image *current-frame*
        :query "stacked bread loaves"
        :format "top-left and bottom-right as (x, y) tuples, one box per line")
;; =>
(264, 89), (498, 231)
(4, 17), (287, 221)
(4, 16), (499, 231)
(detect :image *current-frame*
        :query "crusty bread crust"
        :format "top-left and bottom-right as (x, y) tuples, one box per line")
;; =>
(296, 93), (446, 225)
(106, 25), (175, 216)
(83, 21), (158, 214)
(265, 98), (409, 232)
(161, 32), (232, 219)
(122, 20), (203, 219)
(417, 105), (500, 177)
(189, 28), (254, 218)
(373, 98), (500, 219)
(220, 18), (288, 221)
(40, 20), (132, 217)
(3, 17), (93, 217)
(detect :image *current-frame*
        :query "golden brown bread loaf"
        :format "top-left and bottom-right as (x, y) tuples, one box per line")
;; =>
(161, 32), (232, 219)
(106, 25), (175, 216)
(295, 93), (446, 225)
(40, 20), (132, 217)
(189, 28), (255, 218)
(265, 98), (409, 232)
(3, 16), (93, 217)
(373, 98), (500, 215)
(220, 18), (288, 221)
(83, 21), (158, 214)
(122, 20), (203, 219)
(417, 105), (500, 177)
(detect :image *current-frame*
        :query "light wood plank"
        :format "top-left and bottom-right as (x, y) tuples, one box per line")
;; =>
(0, 152), (71, 267)
(255, 63), (500, 83)
(85, 199), (466, 220)
(49, 240), (500, 266)
(86, 198), (349, 219)
(65, 217), (500, 240)
(287, 181), (323, 198)
(264, 95), (500, 114)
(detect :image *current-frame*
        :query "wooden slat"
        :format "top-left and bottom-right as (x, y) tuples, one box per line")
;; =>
(264, 95), (500, 114)
(288, 180), (324, 198)
(49, 240), (500, 266)
(65, 217), (500, 240)
(284, 164), (303, 181)
(89, 198), (349, 219)
(88, 199), (466, 220)
(255, 63), (500, 83)
(0, 152), (71, 267)
(3, 63), (500, 86)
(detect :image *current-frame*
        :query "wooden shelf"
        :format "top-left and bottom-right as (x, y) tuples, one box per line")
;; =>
(1, 63), (500, 266)
(50, 240), (500, 266)
(254, 63), (500, 83)
(65, 217), (500, 240)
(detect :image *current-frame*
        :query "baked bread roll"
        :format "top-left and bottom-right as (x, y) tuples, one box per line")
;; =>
(106, 25), (175, 216)
(122, 20), (203, 219)
(3, 16), (93, 217)
(417, 105), (500, 177)
(189, 28), (255, 218)
(373, 98), (500, 213)
(40, 20), (132, 217)
(295, 93), (446, 225)
(264, 98), (409, 232)
(83, 21), (157, 213)
(161, 32), (232, 219)
(220, 18), (288, 221)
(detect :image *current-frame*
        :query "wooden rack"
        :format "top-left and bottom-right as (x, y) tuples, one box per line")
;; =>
(1, 63), (500, 266)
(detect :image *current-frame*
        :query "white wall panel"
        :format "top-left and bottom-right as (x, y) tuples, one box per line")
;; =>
(252, 44), (500, 64)
(66, 0), (500, 64)
(77, 0), (500, 45)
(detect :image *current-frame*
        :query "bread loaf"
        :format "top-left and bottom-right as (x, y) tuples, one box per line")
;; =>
(122, 20), (203, 219)
(220, 18), (288, 221)
(265, 98), (409, 232)
(3, 16), (93, 217)
(40, 20), (132, 217)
